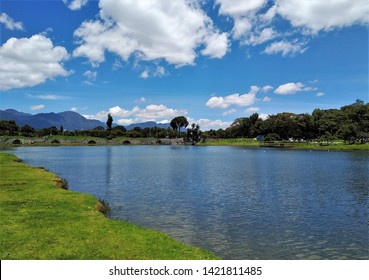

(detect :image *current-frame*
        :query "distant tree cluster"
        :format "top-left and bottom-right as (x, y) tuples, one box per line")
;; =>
(1, 100), (368, 144)
(206, 100), (369, 143)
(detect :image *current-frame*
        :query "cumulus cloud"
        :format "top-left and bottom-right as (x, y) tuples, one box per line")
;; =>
(195, 118), (232, 131)
(262, 96), (271, 102)
(30, 104), (45, 110)
(186, 117), (232, 130)
(0, 34), (70, 91)
(259, 113), (269, 120)
(201, 32), (230, 58)
(276, 0), (369, 34)
(63, 0), (88, 11)
(206, 86), (259, 108)
(215, 0), (369, 56)
(274, 82), (307, 95)
(73, 0), (229, 67)
(261, 85), (273, 93)
(0, 12), (24, 30)
(216, 0), (267, 39)
(316, 92), (325, 97)
(84, 104), (187, 124)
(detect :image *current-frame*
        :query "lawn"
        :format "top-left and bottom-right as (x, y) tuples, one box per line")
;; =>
(0, 153), (218, 260)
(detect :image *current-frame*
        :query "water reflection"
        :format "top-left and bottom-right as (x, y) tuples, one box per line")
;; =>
(10, 146), (369, 259)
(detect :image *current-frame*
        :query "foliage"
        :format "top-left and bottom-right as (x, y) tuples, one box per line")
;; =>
(0, 120), (19, 136)
(187, 123), (202, 143)
(221, 100), (369, 144)
(106, 113), (113, 130)
(1, 100), (368, 144)
(170, 116), (189, 134)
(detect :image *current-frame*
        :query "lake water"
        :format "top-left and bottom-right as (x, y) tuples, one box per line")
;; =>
(8, 146), (369, 259)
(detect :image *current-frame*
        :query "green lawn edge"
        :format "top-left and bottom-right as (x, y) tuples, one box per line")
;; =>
(0, 153), (219, 260)
(198, 139), (369, 151)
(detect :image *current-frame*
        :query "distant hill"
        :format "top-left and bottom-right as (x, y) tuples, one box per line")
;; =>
(0, 109), (104, 130)
(0, 109), (170, 131)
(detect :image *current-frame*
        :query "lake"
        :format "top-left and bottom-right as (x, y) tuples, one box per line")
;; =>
(8, 146), (369, 259)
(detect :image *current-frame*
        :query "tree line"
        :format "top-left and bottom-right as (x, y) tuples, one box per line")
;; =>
(204, 100), (369, 143)
(1, 100), (368, 143)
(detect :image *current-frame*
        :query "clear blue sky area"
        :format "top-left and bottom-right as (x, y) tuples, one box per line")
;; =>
(1, 0), (368, 129)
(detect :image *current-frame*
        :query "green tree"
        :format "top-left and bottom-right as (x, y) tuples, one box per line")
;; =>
(187, 123), (201, 143)
(170, 116), (189, 134)
(0, 120), (19, 136)
(106, 114), (113, 130)
(21, 124), (36, 137)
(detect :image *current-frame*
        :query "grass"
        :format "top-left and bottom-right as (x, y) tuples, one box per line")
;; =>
(0, 153), (218, 260)
(200, 138), (369, 150)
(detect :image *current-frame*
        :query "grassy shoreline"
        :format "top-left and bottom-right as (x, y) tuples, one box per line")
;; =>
(1, 136), (369, 151)
(0, 153), (218, 260)
(199, 138), (369, 151)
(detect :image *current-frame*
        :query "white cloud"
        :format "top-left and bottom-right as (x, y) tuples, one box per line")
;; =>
(84, 104), (187, 124)
(264, 39), (308, 56)
(245, 107), (260, 114)
(73, 0), (229, 67)
(222, 109), (237, 116)
(259, 113), (269, 120)
(206, 96), (228, 109)
(262, 96), (271, 102)
(276, 0), (369, 34)
(206, 86), (259, 108)
(316, 92), (325, 97)
(63, 0), (88, 11)
(216, 0), (267, 39)
(0, 34), (70, 91)
(139, 65), (167, 79)
(30, 104), (45, 110)
(244, 28), (277, 45)
(274, 82), (305, 95)
(83, 70), (97, 85)
(70, 107), (78, 112)
(215, 0), (369, 57)
(190, 118), (232, 131)
(140, 70), (149, 79)
(0, 12), (24, 31)
(261, 85), (273, 93)
(117, 119), (134, 126)
(201, 32), (230, 58)
(83, 70), (97, 80)
(27, 94), (70, 100)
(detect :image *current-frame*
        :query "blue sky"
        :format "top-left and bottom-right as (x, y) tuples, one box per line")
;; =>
(0, 0), (368, 130)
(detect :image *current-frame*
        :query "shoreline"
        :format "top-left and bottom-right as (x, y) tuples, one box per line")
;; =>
(0, 152), (219, 260)
(1, 136), (368, 151)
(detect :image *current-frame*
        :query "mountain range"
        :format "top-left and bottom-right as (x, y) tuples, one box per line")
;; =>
(0, 109), (170, 131)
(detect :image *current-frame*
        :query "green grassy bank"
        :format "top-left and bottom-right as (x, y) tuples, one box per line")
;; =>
(199, 138), (369, 151)
(0, 153), (218, 260)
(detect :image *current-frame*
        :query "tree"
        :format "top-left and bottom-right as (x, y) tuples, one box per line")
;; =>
(106, 114), (113, 130)
(170, 116), (189, 134)
(21, 124), (36, 137)
(187, 123), (201, 143)
(0, 120), (19, 136)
